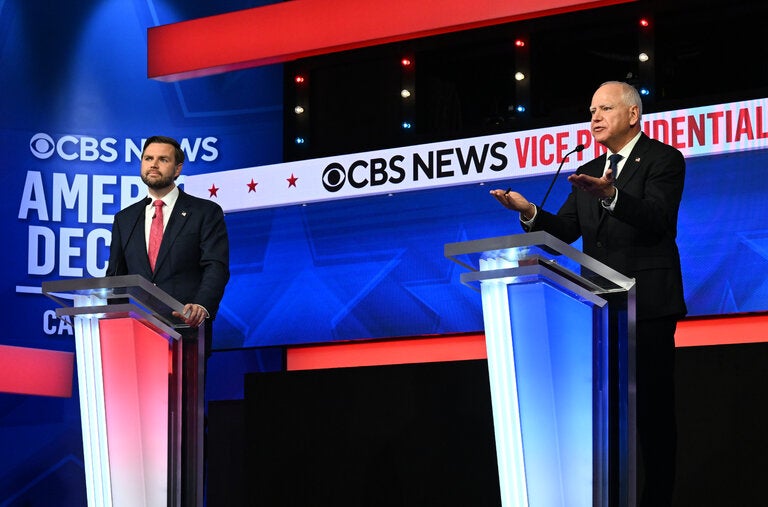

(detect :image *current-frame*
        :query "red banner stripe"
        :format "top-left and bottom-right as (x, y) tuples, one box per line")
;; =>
(0, 345), (73, 397)
(676, 313), (768, 347)
(148, 0), (633, 81)
(286, 314), (768, 370)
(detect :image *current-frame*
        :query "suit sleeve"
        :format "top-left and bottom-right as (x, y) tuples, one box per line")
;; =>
(526, 183), (585, 245)
(193, 203), (230, 319)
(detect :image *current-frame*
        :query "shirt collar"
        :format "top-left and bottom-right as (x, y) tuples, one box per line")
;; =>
(612, 131), (642, 160)
(147, 185), (180, 208)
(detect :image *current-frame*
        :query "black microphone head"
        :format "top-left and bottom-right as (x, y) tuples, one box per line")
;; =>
(575, 144), (585, 152)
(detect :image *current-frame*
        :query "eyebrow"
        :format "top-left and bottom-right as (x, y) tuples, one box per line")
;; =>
(589, 103), (615, 112)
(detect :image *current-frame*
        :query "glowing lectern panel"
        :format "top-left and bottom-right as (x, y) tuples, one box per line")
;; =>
(445, 231), (636, 507)
(42, 275), (187, 507)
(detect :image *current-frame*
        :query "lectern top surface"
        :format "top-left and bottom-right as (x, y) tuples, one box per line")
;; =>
(444, 231), (635, 294)
(41, 274), (188, 329)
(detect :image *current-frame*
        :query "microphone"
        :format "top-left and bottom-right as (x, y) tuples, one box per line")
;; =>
(107, 197), (151, 277)
(539, 144), (585, 209)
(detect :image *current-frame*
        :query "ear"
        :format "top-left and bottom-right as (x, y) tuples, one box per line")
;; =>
(174, 163), (183, 179)
(628, 105), (640, 127)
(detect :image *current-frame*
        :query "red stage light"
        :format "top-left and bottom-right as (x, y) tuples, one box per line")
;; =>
(515, 39), (526, 47)
(295, 75), (305, 84)
(401, 58), (412, 67)
(639, 18), (650, 27)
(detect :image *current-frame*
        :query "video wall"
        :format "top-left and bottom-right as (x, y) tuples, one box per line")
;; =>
(195, 99), (768, 348)
(2, 0), (767, 504)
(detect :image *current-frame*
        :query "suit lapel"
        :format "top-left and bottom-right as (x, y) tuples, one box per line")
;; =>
(596, 134), (651, 232)
(614, 133), (650, 189)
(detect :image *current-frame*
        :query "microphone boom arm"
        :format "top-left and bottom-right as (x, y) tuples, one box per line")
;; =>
(539, 144), (584, 209)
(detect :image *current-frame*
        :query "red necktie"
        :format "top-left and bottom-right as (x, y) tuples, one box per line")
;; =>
(148, 199), (164, 271)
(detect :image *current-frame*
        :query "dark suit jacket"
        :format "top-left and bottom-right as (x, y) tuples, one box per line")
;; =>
(106, 188), (230, 319)
(529, 133), (687, 321)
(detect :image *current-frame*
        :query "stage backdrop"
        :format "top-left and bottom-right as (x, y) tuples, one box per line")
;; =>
(2, 0), (768, 505)
(188, 98), (768, 348)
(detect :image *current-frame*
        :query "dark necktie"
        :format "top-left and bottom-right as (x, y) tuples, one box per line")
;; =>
(148, 199), (164, 271)
(608, 153), (623, 176)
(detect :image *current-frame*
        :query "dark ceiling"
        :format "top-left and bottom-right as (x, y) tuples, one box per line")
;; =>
(284, 0), (768, 160)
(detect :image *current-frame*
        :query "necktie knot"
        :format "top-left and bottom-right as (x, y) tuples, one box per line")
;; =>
(153, 199), (164, 215)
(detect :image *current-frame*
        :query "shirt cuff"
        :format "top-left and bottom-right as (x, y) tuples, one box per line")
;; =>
(519, 203), (537, 225)
(600, 187), (618, 210)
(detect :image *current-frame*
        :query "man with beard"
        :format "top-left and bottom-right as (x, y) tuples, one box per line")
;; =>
(107, 135), (229, 323)
(106, 135), (229, 505)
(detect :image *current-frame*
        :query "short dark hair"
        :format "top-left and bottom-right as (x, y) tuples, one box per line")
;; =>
(142, 135), (185, 165)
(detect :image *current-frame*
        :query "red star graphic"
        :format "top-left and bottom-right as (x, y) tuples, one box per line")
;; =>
(208, 184), (219, 197)
(247, 178), (258, 193)
(287, 173), (299, 187)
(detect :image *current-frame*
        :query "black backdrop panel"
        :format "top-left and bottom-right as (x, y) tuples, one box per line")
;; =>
(243, 359), (500, 507)
(674, 342), (768, 506)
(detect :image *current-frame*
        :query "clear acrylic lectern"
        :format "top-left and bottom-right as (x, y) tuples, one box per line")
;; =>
(445, 231), (636, 507)
(42, 274), (201, 507)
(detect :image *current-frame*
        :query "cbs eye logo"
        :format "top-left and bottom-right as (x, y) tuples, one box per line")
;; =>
(321, 163), (346, 192)
(30, 133), (56, 159)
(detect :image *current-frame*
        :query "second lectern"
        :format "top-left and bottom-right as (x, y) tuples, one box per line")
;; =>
(445, 231), (636, 507)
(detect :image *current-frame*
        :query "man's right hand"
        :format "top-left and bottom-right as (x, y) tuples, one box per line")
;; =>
(490, 189), (536, 220)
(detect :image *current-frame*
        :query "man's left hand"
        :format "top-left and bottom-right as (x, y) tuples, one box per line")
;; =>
(173, 303), (207, 327)
(567, 169), (615, 200)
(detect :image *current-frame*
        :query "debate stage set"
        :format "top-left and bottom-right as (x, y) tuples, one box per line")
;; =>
(2, 0), (768, 506)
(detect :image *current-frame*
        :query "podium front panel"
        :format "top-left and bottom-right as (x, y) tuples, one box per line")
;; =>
(478, 262), (610, 507)
(446, 232), (635, 507)
(42, 277), (186, 507)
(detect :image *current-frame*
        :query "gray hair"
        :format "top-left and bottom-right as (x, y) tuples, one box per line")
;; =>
(600, 81), (643, 118)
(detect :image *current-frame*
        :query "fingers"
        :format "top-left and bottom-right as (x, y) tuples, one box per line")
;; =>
(567, 173), (613, 198)
(490, 189), (517, 210)
(173, 304), (206, 327)
(490, 189), (510, 206)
